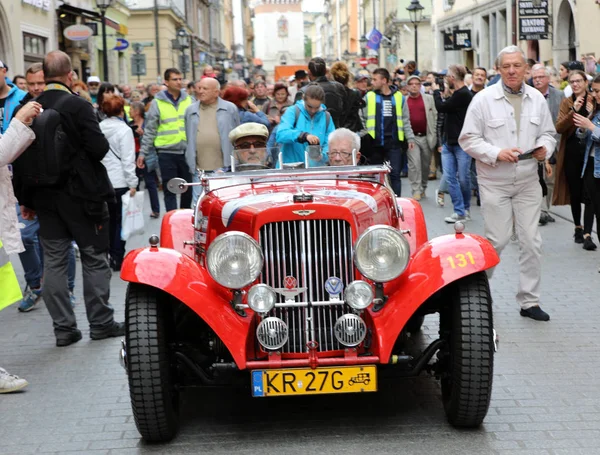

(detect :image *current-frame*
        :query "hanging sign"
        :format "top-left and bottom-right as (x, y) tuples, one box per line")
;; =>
(518, 1), (549, 17)
(63, 24), (94, 42)
(114, 38), (129, 51)
(519, 17), (549, 40)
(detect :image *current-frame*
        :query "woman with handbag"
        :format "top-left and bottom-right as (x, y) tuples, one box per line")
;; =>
(554, 69), (596, 250)
(99, 94), (138, 271)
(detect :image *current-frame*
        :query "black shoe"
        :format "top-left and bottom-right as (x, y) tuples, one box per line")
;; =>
(574, 227), (584, 244)
(539, 213), (549, 226)
(547, 214), (555, 222)
(56, 330), (83, 347)
(520, 306), (550, 321)
(583, 236), (597, 251)
(90, 322), (125, 340)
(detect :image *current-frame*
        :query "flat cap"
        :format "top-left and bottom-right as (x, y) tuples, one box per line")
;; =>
(406, 75), (421, 84)
(229, 122), (269, 144)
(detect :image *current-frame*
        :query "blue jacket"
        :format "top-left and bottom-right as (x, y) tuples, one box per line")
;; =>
(239, 108), (270, 128)
(275, 100), (335, 165)
(1, 82), (26, 134)
(579, 110), (600, 179)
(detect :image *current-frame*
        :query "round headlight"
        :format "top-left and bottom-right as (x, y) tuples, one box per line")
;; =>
(345, 280), (374, 310)
(207, 232), (263, 289)
(247, 284), (276, 314)
(354, 225), (410, 282)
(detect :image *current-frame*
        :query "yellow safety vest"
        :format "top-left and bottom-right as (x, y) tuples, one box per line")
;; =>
(124, 105), (131, 119)
(365, 91), (405, 142)
(0, 240), (23, 311)
(154, 96), (192, 149)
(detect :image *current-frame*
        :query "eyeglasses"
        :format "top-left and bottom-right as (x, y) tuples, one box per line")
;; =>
(235, 141), (267, 150)
(569, 79), (585, 85)
(329, 150), (352, 158)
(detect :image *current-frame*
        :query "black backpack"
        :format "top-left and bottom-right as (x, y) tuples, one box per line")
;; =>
(16, 97), (75, 187)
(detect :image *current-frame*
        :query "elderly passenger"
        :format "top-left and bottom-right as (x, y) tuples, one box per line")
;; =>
(327, 128), (362, 166)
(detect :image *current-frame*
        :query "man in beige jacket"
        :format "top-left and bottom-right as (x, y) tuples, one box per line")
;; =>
(459, 46), (556, 321)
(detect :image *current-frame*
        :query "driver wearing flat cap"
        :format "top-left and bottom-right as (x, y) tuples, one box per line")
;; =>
(229, 122), (272, 169)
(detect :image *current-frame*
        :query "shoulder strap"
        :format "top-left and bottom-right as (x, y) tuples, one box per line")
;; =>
(109, 144), (121, 161)
(294, 105), (300, 128)
(325, 111), (331, 131)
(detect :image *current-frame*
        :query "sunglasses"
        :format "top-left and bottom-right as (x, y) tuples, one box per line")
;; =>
(235, 141), (267, 150)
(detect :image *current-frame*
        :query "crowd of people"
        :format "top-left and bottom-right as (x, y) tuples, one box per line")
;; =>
(1, 46), (600, 392)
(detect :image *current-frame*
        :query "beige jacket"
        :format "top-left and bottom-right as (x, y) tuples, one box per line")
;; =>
(0, 119), (35, 255)
(422, 93), (438, 150)
(459, 82), (556, 185)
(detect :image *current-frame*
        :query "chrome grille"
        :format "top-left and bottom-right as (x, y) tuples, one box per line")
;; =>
(258, 220), (354, 353)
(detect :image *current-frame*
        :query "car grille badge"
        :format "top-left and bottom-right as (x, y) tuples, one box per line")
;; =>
(273, 275), (307, 300)
(325, 276), (343, 300)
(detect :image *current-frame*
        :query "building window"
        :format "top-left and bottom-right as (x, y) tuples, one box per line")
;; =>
(23, 33), (46, 64)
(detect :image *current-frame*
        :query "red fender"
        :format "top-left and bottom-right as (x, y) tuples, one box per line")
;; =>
(159, 209), (194, 257)
(397, 197), (429, 251)
(372, 232), (500, 363)
(120, 247), (251, 369)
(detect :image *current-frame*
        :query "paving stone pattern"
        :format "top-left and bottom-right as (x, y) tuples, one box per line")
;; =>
(1, 184), (600, 455)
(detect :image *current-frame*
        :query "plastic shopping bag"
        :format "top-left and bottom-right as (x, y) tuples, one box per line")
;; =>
(121, 191), (145, 241)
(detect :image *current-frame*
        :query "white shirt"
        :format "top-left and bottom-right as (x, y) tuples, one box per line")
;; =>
(459, 82), (556, 185)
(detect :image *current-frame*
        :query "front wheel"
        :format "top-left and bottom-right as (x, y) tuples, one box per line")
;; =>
(440, 272), (494, 427)
(126, 284), (179, 442)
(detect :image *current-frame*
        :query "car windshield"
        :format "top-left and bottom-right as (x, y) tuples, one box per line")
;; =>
(198, 145), (387, 192)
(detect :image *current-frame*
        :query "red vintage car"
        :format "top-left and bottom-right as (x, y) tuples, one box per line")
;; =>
(119, 165), (500, 442)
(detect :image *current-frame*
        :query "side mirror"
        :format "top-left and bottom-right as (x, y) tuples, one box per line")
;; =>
(166, 177), (189, 194)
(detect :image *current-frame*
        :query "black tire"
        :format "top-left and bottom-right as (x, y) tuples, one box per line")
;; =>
(440, 272), (494, 428)
(126, 284), (179, 442)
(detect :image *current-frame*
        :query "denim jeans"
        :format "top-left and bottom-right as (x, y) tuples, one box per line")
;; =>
(388, 147), (405, 196)
(441, 144), (472, 216)
(16, 204), (76, 291)
(140, 166), (160, 214)
(158, 153), (192, 212)
(17, 207), (43, 289)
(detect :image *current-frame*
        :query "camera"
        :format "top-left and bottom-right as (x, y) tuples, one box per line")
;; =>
(435, 77), (445, 91)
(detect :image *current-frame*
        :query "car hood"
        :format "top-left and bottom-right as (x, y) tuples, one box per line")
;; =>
(200, 179), (399, 239)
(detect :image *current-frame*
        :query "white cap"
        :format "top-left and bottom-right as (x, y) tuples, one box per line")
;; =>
(288, 75), (295, 82)
(87, 76), (101, 84)
(228, 123), (269, 144)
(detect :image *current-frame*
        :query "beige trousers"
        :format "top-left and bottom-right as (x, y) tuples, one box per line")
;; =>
(479, 178), (543, 309)
(408, 135), (432, 194)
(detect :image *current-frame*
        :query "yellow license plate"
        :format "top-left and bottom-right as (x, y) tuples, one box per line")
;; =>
(251, 365), (377, 397)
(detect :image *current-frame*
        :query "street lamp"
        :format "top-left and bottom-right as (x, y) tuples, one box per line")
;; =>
(217, 48), (228, 64)
(95, 0), (113, 82)
(359, 35), (368, 57)
(176, 27), (189, 79)
(406, 0), (424, 69)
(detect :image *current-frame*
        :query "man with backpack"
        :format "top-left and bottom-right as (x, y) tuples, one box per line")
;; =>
(13, 50), (124, 347)
(295, 58), (345, 128)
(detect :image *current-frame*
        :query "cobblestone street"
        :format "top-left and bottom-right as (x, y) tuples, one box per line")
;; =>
(2, 184), (600, 455)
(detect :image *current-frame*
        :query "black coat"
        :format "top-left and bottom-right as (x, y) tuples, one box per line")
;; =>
(341, 86), (365, 132)
(13, 81), (111, 209)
